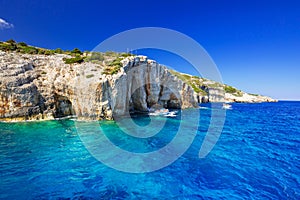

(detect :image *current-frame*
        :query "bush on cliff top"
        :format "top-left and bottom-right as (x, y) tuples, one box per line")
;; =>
(108, 57), (123, 67)
(71, 48), (82, 56)
(224, 85), (243, 96)
(0, 39), (86, 57)
(103, 65), (121, 75)
(63, 56), (85, 64)
(0, 42), (17, 51)
(84, 52), (105, 63)
(18, 46), (38, 54)
(18, 42), (28, 47)
(86, 74), (94, 78)
(54, 48), (64, 54)
(224, 85), (238, 94)
(102, 57), (124, 75)
(6, 39), (16, 44)
(169, 70), (207, 96)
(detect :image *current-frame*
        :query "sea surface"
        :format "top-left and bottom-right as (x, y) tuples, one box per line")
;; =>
(0, 101), (299, 199)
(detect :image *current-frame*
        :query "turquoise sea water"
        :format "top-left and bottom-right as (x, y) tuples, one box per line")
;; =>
(0, 101), (299, 199)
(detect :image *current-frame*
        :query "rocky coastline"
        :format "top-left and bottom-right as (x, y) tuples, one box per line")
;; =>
(0, 50), (277, 122)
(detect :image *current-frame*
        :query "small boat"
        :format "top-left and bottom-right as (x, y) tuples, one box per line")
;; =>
(149, 108), (169, 116)
(149, 112), (160, 116)
(164, 111), (177, 117)
(148, 109), (178, 117)
(222, 103), (232, 109)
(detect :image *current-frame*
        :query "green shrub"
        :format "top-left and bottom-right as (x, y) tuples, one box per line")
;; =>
(16, 46), (38, 54)
(64, 50), (71, 55)
(233, 91), (243, 97)
(54, 48), (63, 54)
(169, 70), (208, 95)
(104, 51), (118, 57)
(103, 65), (121, 75)
(0, 42), (17, 51)
(224, 85), (238, 94)
(191, 85), (201, 93)
(64, 56), (85, 64)
(18, 42), (27, 47)
(85, 52), (104, 62)
(120, 53), (133, 57)
(71, 48), (82, 55)
(44, 50), (53, 55)
(0, 40), (67, 56)
(37, 49), (45, 54)
(86, 74), (94, 78)
(6, 39), (16, 44)
(102, 57), (124, 75)
(108, 57), (123, 67)
(207, 82), (222, 88)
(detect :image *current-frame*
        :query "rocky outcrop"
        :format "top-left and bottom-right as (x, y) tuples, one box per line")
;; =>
(200, 85), (277, 103)
(0, 51), (198, 121)
(0, 50), (277, 122)
(169, 72), (277, 104)
(224, 93), (277, 103)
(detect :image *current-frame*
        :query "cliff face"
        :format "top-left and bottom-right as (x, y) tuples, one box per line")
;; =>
(0, 51), (198, 121)
(0, 51), (277, 122)
(169, 71), (277, 104)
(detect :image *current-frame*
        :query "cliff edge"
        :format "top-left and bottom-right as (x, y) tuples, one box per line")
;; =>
(0, 49), (277, 122)
(169, 71), (277, 103)
(0, 51), (198, 121)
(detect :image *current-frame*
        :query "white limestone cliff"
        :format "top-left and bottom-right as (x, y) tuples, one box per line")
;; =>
(0, 51), (198, 121)
(0, 51), (277, 122)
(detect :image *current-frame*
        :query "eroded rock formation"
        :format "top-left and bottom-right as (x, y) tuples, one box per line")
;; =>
(0, 52), (198, 121)
(0, 51), (277, 122)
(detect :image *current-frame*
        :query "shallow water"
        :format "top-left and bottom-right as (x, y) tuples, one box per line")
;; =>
(0, 101), (299, 199)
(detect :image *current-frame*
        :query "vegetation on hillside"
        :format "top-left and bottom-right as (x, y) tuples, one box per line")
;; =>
(224, 85), (243, 97)
(0, 39), (87, 59)
(0, 39), (85, 56)
(0, 39), (136, 68)
(63, 56), (85, 64)
(0, 39), (54, 55)
(224, 85), (237, 93)
(169, 70), (208, 96)
(86, 74), (94, 79)
(0, 39), (248, 96)
(84, 52), (105, 63)
(102, 53), (133, 75)
(169, 69), (247, 97)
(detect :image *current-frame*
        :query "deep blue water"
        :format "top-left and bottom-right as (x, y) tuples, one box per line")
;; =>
(0, 101), (299, 199)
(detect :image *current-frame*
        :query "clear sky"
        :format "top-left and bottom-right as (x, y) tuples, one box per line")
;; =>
(0, 0), (299, 100)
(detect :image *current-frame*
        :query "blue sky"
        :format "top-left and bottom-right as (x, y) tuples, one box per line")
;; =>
(0, 0), (299, 100)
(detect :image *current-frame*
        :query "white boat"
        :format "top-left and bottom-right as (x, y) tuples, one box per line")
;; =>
(149, 112), (160, 116)
(222, 103), (232, 109)
(164, 111), (177, 117)
(148, 109), (178, 117)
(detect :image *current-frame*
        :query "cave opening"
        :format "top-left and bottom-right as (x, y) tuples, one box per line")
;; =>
(54, 94), (75, 118)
